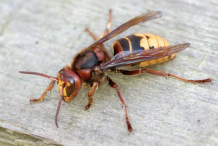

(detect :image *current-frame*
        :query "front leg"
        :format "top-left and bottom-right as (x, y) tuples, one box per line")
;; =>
(107, 76), (133, 132)
(85, 81), (99, 110)
(30, 80), (56, 104)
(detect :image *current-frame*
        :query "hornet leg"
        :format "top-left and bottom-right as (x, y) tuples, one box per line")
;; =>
(100, 9), (112, 38)
(30, 80), (56, 104)
(116, 68), (212, 83)
(86, 10), (112, 59)
(85, 28), (98, 41)
(107, 76), (133, 132)
(85, 81), (99, 110)
(85, 9), (112, 41)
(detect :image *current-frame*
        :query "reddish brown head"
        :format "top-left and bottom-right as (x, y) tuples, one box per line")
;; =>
(19, 65), (82, 128)
(57, 65), (82, 102)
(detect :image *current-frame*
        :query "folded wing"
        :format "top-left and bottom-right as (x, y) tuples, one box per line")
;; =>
(100, 43), (190, 70)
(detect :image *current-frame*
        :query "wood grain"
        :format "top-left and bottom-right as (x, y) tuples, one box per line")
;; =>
(0, 0), (217, 145)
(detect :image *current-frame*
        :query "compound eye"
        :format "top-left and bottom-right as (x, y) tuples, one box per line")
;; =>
(65, 76), (75, 97)
(68, 76), (74, 84)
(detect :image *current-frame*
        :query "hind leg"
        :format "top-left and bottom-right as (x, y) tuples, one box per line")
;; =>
(100, 9), (112, 38)
(116, 68), (212, 83)
(85, 10), (112, 41)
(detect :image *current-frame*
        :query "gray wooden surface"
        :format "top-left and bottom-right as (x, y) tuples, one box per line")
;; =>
(0, 0), (218, 146)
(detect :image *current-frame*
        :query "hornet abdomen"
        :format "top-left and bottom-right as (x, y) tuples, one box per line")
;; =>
(112, 33), (177, 67)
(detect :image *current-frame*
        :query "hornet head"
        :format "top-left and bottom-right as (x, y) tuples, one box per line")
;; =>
(19, 65), (82, 128)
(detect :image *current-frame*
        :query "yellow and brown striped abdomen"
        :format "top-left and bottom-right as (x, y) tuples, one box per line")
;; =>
(112, 33), (177, 67)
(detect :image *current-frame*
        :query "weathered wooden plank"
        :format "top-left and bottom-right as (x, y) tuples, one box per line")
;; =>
(0, 0), (217, 146)
(0, 126), (61, 146)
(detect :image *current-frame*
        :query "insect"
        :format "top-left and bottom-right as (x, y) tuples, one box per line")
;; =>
(19, 10), (212, 132)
